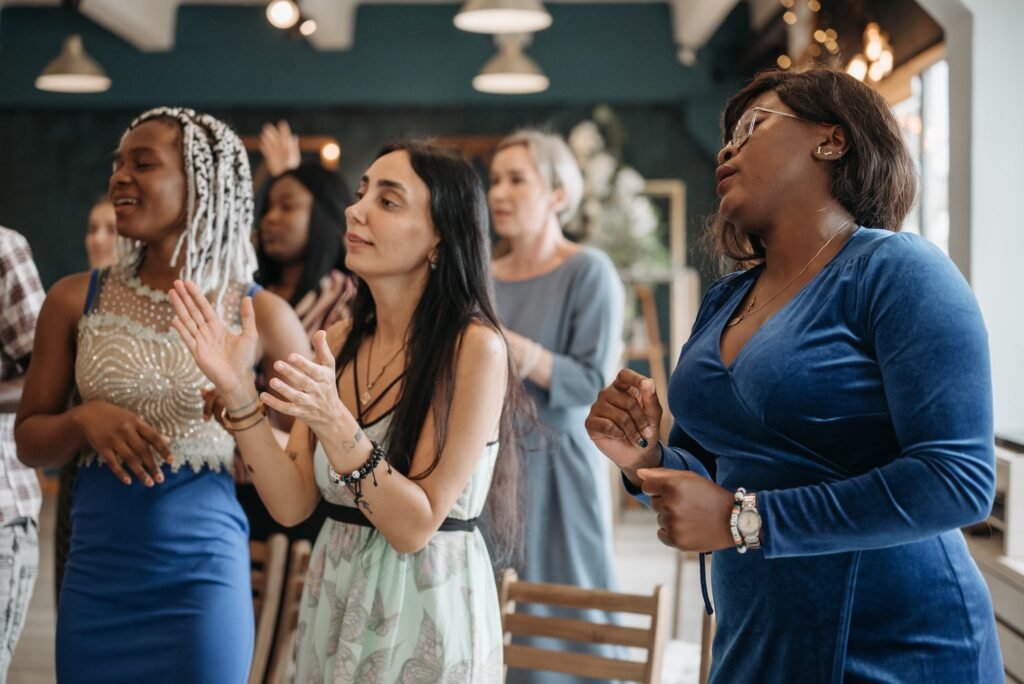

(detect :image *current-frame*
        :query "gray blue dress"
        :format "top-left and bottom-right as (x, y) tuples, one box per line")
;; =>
(495, 247), (625, 684)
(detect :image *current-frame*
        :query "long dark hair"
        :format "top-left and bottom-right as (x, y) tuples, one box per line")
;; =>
(707, 67), (917, 268)
(255, 164), (352, 306)
(336, 140), (524, 567)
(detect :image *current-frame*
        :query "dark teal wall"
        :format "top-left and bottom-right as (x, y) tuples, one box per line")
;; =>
(0, 3), (748, 287)
(0, 4), (740, 108)
(0, 104), (719, 287)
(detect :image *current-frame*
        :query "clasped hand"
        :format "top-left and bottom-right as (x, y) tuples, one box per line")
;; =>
(586, 368), (735, 553)
(169, 280), (353, 440)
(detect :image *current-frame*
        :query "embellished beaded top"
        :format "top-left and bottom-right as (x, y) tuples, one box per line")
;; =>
(75, 266), (246, 473)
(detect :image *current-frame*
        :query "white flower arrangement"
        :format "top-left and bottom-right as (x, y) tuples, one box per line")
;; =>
(567, 105), (669, 274)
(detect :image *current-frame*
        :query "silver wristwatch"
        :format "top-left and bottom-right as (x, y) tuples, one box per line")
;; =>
(729, 487), (762, 553)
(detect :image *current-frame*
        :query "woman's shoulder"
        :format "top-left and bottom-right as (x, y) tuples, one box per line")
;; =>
(847, 228), (963, 284)
(458, 321), (506, 370)
(568, 244), (617, 276)
(45, 271), (94, 320)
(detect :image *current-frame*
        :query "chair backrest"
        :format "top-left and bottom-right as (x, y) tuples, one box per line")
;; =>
(498, 569), (670, 684)
(249, 534), (288, 684)
(266, 539), (313, 684)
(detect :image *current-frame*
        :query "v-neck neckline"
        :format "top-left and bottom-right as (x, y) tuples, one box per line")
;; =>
(717, 227), (863, 373)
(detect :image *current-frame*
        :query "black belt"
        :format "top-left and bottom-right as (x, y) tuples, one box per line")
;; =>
(325, 503), (478, 532)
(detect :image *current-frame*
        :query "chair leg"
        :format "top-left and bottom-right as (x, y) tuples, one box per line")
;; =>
(698, 609), (715, 684)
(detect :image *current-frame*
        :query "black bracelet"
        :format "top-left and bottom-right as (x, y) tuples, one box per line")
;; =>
(327, 440), (392, 510)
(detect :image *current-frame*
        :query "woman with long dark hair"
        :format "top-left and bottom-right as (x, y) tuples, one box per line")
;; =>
(171, 140), (521, 681)
(588, 67), (1001, 682)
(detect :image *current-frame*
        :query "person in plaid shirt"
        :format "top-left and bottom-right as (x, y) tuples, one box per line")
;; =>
(0, 225), (43, 678)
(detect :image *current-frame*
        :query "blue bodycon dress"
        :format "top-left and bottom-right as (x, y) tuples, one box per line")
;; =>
(56, 267), (253, 683)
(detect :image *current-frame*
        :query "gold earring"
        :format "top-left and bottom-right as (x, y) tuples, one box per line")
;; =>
(817, 146), (835, 157)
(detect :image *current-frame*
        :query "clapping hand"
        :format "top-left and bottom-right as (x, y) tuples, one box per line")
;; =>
(169, 280), (259, 397)
(258, 331), (355, 440)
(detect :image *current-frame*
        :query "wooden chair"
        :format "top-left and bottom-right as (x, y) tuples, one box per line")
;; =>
(498, 569), (670, 683)
(249, 534), (288, 684)
(266, 539), (313, 684)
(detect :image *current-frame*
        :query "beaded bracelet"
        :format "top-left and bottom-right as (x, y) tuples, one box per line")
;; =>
(328, 440), (392, 510)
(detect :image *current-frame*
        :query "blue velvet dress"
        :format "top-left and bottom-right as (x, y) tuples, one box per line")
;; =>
(56, 268), (253, 683)
(636, 228), (1003, 683)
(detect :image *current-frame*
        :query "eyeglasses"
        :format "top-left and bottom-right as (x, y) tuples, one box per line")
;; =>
(728, 106), (812, 151)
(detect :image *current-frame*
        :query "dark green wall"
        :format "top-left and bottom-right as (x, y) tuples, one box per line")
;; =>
(0, 3), (748, 287)
(0, 103), (719, 287)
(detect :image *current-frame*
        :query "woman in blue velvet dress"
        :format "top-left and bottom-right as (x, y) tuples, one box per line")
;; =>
(15, 108), (308, 683)
(587, 68), (1003, 683)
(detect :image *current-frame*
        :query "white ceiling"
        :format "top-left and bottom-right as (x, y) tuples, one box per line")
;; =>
(0, 0), (742, 61)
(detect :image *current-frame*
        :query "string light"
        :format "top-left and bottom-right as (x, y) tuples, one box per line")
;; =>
(783, 11), (797, 25)
(846, 21), (894, 82)
(777, 54), (792, 69)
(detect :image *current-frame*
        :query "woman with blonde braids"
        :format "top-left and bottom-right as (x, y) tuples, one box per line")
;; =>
(15, 108), (309, 683)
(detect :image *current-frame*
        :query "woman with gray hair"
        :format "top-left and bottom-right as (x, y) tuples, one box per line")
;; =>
(489, 129), (625, 683)
(16, 108), (309, 682)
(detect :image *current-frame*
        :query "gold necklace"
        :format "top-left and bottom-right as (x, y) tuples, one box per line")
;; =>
(726, 220), (854, 328)
(360, 336), (407, 404)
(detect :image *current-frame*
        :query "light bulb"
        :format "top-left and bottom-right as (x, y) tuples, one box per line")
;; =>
(847, 55), (868, 81)
(266, 0), (300, 29)
(320, 142), (340, 163)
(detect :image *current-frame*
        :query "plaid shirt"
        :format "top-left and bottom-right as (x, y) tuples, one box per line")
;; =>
(0, 226), (43, 524)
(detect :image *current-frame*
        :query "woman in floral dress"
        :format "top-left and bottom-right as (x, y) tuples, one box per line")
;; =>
(171, 140), (523, 683)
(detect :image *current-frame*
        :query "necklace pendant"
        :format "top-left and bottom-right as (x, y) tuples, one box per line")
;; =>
(360, 390), (372, 404)
(726, 315), (744, 328)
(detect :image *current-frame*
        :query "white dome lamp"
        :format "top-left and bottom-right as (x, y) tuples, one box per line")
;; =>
(35, 34), (111, 94)
(472, 34), (549, 95)
(455, 0), (552, 34)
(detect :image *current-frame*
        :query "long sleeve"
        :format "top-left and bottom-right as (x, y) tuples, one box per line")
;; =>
(625, 421), (717, 506)
(546, 251), (625, 409)
(759, 234), (995, 558)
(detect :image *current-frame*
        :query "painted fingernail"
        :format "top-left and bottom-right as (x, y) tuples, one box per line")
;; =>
(123, 478), (131, 485)
(155, 474), (164, 483)
(638, 437), (649, 449)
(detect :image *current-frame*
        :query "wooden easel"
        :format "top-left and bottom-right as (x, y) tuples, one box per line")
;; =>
(623, 283), (673, 441)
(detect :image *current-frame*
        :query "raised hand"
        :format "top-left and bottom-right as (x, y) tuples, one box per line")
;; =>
(586, 368), (663, 473)
(258, 330), (355, 440)
(638, 468), (735, 552)
(259, 120), (301, 177)
(74, 400), (174, 486)
(169, 280), (259, 396)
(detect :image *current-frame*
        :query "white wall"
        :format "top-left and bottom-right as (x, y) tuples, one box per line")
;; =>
(919, 0), (1024, 439)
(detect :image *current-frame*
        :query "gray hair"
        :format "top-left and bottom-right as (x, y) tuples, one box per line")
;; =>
(495, 129), (583, 226)
(117, 107), (256, 304)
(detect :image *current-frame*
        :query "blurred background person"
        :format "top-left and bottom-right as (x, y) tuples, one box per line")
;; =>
(84, 195), (117, 269)
(0, 224), (44, 680)
(489, 129), (625, 684)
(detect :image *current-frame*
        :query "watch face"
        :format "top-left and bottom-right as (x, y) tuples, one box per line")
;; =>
(737, 509), (761, 536)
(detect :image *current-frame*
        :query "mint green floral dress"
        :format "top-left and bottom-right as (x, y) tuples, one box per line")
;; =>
(295, 414), (503, 683)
